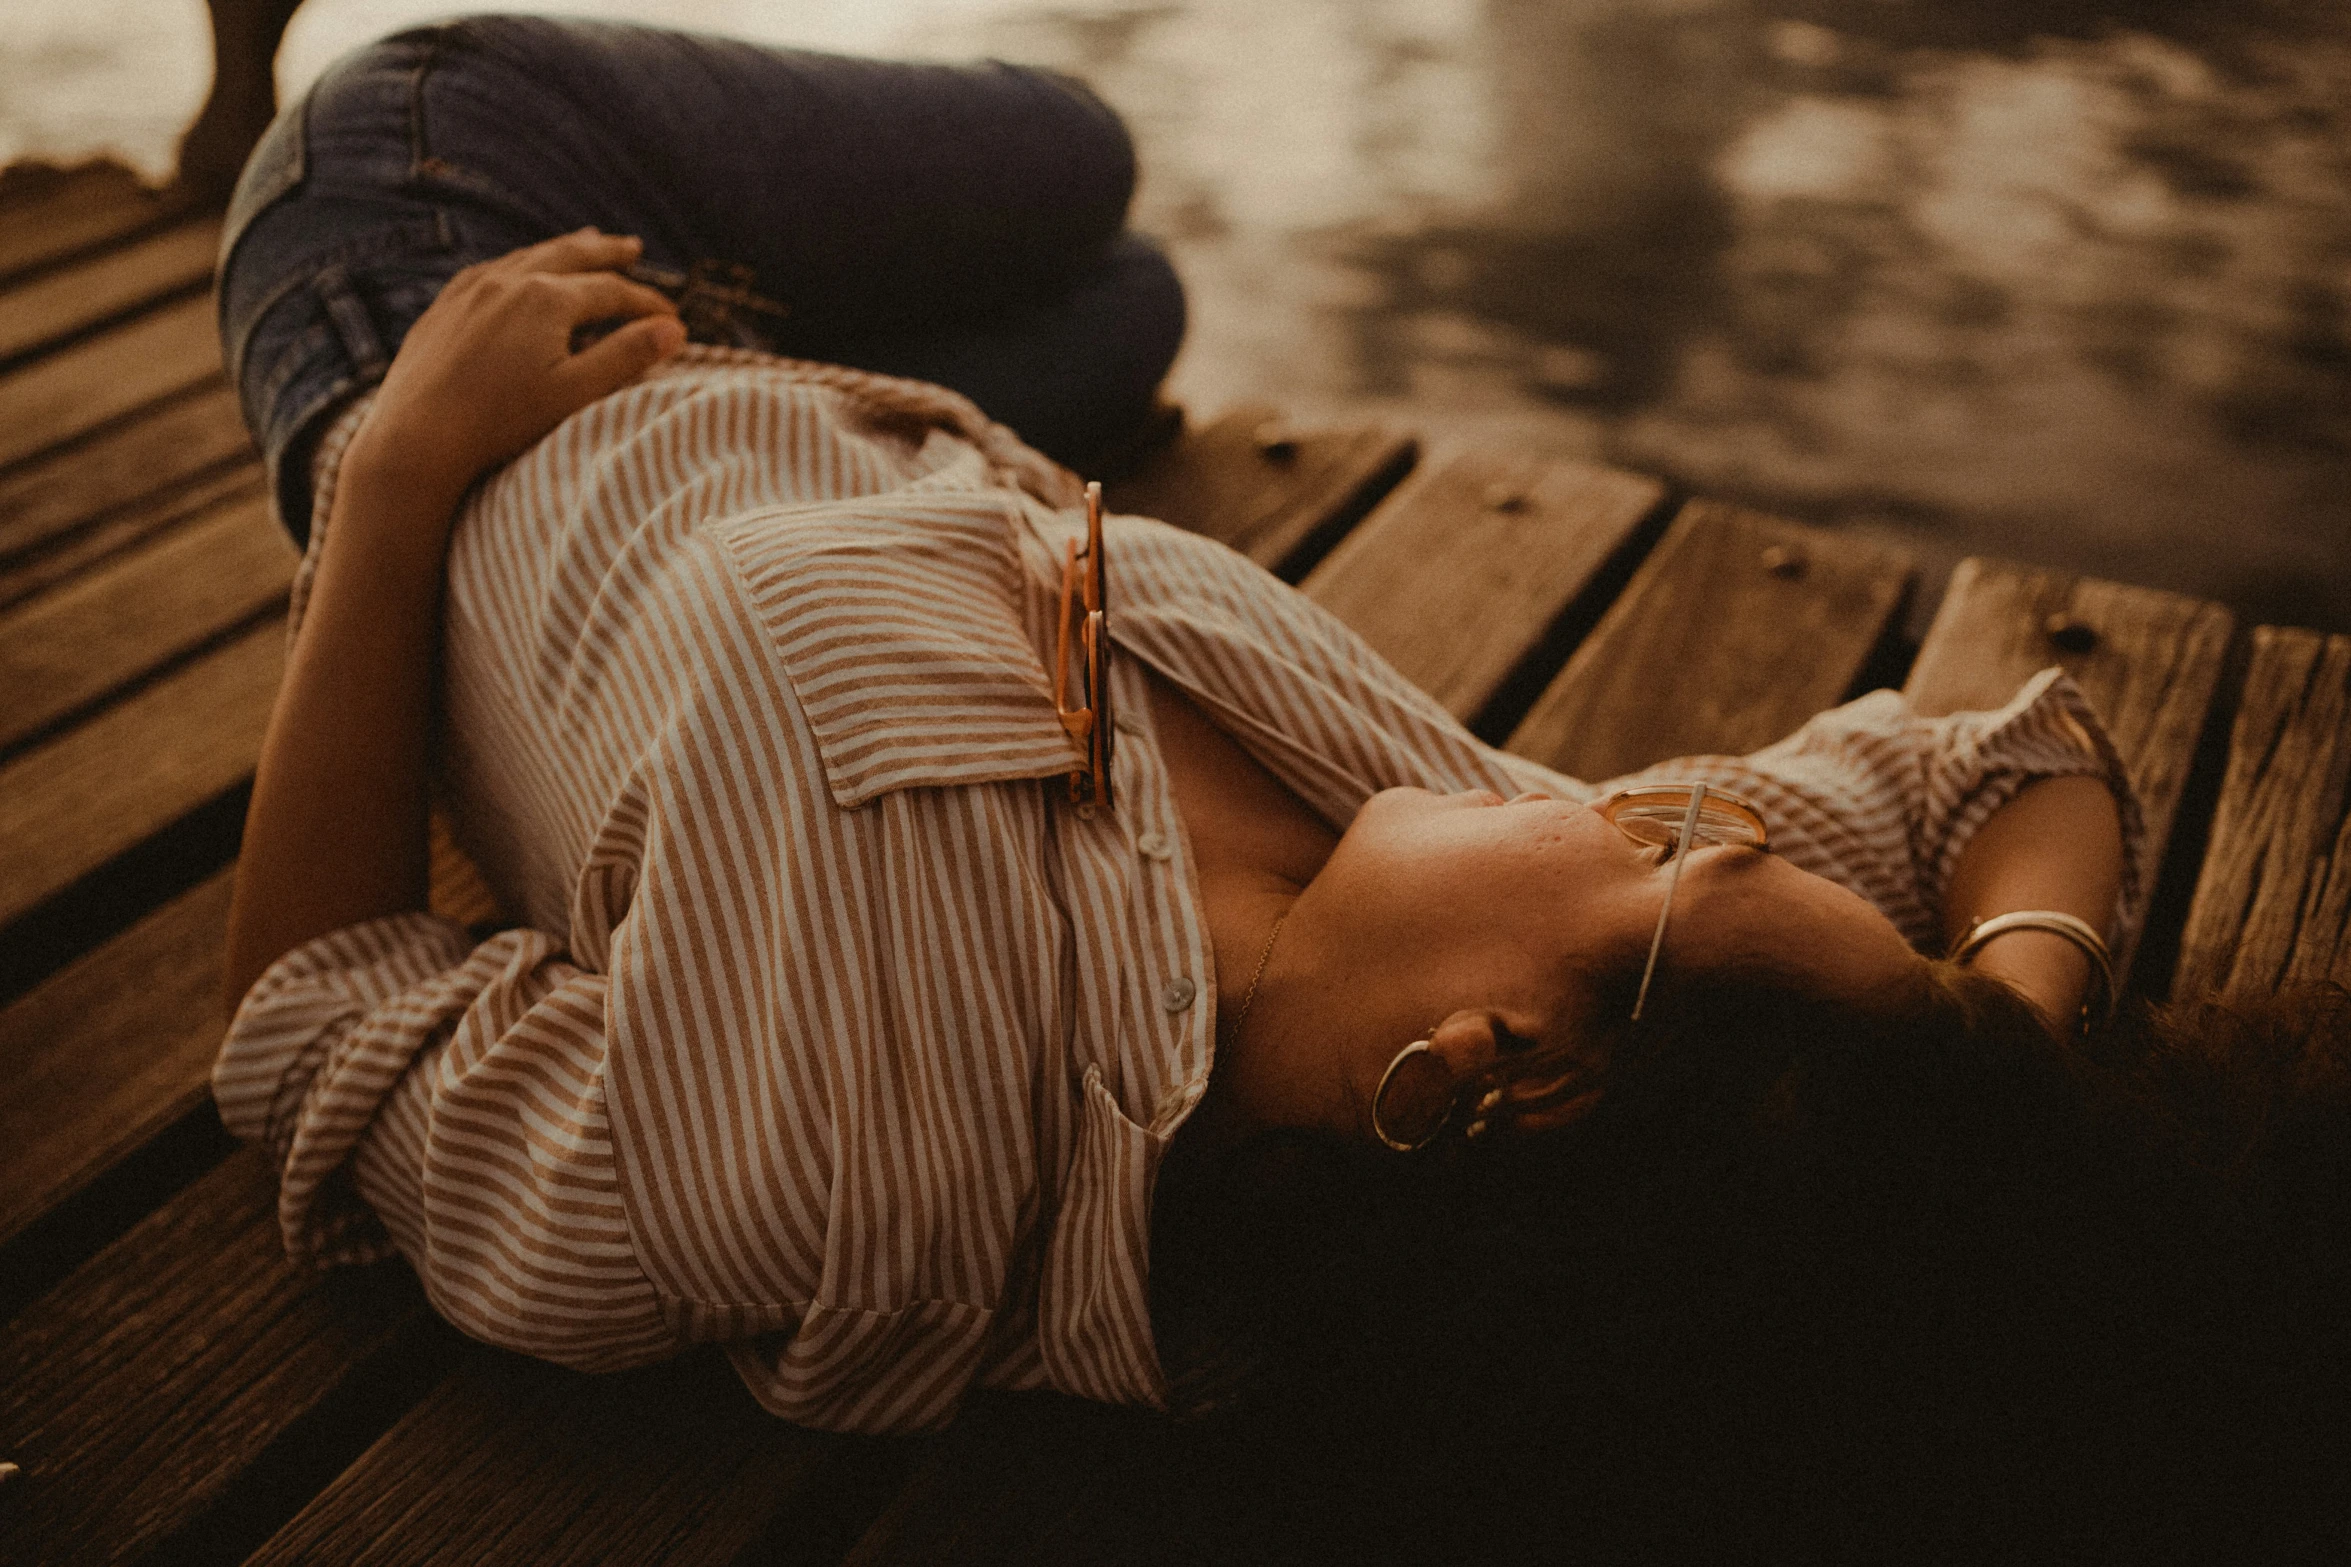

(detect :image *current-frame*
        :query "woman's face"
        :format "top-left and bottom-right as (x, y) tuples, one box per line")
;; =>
(1304, 786), (1925, 1061)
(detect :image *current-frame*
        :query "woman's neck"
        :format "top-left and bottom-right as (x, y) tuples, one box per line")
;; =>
(1142, 669), (1340, 1129)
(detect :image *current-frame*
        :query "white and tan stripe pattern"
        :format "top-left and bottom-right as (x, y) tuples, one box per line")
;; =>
(216, 348), (2147, 1433)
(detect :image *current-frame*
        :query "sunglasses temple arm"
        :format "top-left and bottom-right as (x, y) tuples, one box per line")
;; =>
(1629, 783), (1709, 1023)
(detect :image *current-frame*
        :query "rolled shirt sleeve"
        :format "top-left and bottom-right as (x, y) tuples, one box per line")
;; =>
(1596, 667), (2149, 954)
(214, 913), (682, 1373)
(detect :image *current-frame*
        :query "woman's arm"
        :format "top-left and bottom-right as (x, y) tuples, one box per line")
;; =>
(1939, 773), (2126, 1034)
(224, 230), (683, 1010)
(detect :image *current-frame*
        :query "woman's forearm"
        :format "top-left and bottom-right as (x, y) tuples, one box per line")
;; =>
(223, 452), (467, 1012)
(1939, 773), (2126, 1033)
(221, 231), (684, 1014)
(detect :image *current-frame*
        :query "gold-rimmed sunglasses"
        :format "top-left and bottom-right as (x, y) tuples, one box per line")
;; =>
(1054, 481), (1114, 809)
(1595, 784), (1769, 1022)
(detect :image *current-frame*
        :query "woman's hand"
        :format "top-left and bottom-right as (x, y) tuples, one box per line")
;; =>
(345, 229), (685, 512)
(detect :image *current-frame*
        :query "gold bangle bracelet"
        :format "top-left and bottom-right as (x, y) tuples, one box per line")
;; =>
(1950, 909), (2118, 1031)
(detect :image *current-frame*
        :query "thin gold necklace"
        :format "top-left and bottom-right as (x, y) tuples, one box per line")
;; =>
(1226, 907), (1290, 1049)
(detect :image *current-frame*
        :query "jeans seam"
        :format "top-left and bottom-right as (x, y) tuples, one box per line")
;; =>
(400, 29), (556, 226)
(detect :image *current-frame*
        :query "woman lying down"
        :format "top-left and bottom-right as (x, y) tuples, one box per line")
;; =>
(212, 16), (2344, 1558)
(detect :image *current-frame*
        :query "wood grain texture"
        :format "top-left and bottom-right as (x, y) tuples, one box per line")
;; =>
(0, 827), (489, 1257)
(2173, 627), (2351, 999)
(0, 1149), (435, 1567)
(1302, 452), (1664, 722)
(0, 870), (231, 1249)
(246, 1350), (834, 1567)
(0, 618), (282, 928)
(0, 466), (266, 614)
(1105, 403), (1417, 574)
(0, 216), (220, 364)
(0, 492), (293, 751)
(0, 382), (255, 565)
(0, 293), (222, 473)
(1905, 558), (2234, 978)
(1506, 499), (1914, 781)
(0, 161), (186, 286)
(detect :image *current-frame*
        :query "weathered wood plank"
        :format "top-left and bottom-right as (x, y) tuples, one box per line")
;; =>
(1107, 403), (1417, 576)
(246, 1350), (835, 1567)
(1904, 558), (2235, 978)
(0, 293), (221, 473)
(0, 821), (490, 1261)
(0, 465), (265, 614)
(0, 871), (231, 1252)
(1302, 452), (1664, 723)
(0, 619), (281, 929)
(0, 492), (293, 751)
(0, 217), (221, 365)
(0, 1149), (442, 1567)
(2173, 627), (2351, 998)
(0, 161), (185, 286)
(0, 382), (255, 566)
(1506, 499), (1914, 781)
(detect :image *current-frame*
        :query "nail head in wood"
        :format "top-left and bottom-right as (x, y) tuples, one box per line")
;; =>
(1759, 543), (1806, 579)
(1253, 421), (1299, 462)
(2044, 613), (2099, 654)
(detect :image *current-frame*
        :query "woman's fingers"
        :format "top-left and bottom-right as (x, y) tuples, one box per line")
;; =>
(564, 313), (687, 402)
(500, 226), (647, 275)
(549, 269), (679, 328)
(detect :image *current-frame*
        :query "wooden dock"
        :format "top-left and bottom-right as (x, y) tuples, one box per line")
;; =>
(1, 157), (2346, 1565)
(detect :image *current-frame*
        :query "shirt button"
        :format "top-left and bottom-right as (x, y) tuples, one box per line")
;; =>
(1161, 976), (1198, 1013)
(1136, 830), (1173, 860)
(1075, 803), (1097, 822)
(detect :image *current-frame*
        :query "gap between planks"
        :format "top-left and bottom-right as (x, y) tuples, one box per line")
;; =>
(0, 619), (283, 929)
(1508, 497), (1916, 782)
(0, 292), (224, 475)
(0, 215), (221, 368)
(0, 381), (257, 571)
(1907, 558), (2235, 986)
(0, 1148), (448, 1567)
(1108, 403), (1418, 577)
(2173, 625), (2351, 998)
(0, 489), (294, 755)
(1301, 449), (1666, 726)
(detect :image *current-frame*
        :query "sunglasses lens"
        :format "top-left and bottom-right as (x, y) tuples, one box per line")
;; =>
(1603, 793), (1767, 851)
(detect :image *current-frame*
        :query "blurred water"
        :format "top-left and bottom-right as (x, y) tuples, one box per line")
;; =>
(6, 0), (2348, 630)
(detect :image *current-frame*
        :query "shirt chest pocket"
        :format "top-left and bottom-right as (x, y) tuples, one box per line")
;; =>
(1034, 1066), (1171, 1408)
(706, 496), (1086, 807)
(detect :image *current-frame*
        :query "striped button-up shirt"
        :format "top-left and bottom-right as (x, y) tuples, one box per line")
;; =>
(215, 348), (2144, 1433)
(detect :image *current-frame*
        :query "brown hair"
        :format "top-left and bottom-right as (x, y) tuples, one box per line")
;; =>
(1146, 976), (2351, 1562)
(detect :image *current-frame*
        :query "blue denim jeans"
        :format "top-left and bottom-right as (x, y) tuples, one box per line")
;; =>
(217, 14), (1187, 543)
